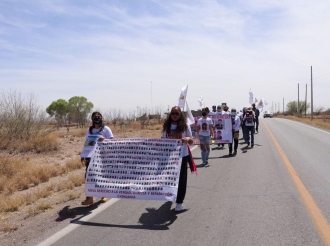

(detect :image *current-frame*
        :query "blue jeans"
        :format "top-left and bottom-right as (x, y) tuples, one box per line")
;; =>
(242, 125), (249, 143)
(255, 117), (259, 131)
(246, 125), (255, 145)
(199, 135), (210, 145)
(199, 135), (210, 163)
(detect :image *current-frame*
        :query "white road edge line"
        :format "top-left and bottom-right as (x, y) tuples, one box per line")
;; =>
(37, 145), (199, 246)
(36, 198), (120, 246)
(280, 118), (330, 135)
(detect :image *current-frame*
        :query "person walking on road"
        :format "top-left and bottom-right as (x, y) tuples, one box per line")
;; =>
(229, 108), (240, 156)
(197, 108), (214, 165)
(162, 106), (194, 212)
(240, 107), (248, 144)
(252, 103), (260, 133)
(81, 111), (113, 205)
(215, 105), (225, 148)
(243, 107), (255, 148)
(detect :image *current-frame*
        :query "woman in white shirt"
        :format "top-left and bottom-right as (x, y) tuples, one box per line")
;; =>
(81, 111), (113, 205)
(162, 106), (193, 212)
(196, 108), (214, 165)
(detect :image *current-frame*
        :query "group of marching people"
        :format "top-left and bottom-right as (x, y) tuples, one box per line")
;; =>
(195, 103), (260, 165)
(80, 104), (260, 212)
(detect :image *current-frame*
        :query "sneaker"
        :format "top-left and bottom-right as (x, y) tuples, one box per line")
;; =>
(81, 197), (93, 206)
(175, 203), (183, 211)
(205, 160), (208, 164)
(233, 150), (237, 155)
(100, 197), (108, 203)
(251, 144), (254, 148)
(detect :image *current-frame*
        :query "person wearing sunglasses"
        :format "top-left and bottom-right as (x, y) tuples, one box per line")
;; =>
(162, 106), (193, 211)
(196, 108), (214, 165)
(81, 111), (113, 206)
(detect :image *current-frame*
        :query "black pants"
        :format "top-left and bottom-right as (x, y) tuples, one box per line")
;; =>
(84, 158), (91, 179)
(228, 131), (239, 153)
(246, 125), (255, 145)
(83, 158), (91, 198)
(176, 156), (188, 204)
(255, 117), (259, 131)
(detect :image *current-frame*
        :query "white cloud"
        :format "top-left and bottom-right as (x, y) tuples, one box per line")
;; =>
(0, 0), (330, 113)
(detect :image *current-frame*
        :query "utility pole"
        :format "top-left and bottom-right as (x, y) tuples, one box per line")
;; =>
(311, 66), (313, 120)
(305, 84), (307, 118)
(283, 98), (284, 114)
(151, 81), (153, 114)
(272, 101), (274, 113)
(298, 83), (300, 114)
(278, 102), (280, 114)
(275, 103), (277, 113)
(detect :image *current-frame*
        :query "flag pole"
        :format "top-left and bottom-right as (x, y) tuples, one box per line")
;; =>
(182, 84), (188, 111)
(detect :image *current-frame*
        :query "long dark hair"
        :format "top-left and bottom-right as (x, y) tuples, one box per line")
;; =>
(89, 111), (104, 134)
(163, 106), (187, 135)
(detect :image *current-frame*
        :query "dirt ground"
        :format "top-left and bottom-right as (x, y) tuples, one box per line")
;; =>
(0, 126), (152, 246)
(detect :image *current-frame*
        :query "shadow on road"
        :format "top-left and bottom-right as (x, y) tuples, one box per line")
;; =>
(67, 201), (179, 231)
(56, 201), (102, 222)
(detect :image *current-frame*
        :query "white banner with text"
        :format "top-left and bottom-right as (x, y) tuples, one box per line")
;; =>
(85, 138), (182, 202)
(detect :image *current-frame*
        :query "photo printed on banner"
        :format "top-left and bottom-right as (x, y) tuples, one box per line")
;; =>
(191, 115), (233, 144)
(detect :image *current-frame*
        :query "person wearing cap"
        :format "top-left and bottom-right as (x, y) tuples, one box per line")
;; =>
(242, 107), (256, 148)
(215, 105), (223, 115)
(81, 111), (114, 205)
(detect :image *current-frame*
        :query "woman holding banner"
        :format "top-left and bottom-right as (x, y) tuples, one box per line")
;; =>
(162, 106), (194, 212)
(81, 111), (113, 205)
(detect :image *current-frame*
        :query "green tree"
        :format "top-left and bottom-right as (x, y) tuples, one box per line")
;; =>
(67, 96), (93, 127)
(286, 100), (310, 115)
(46, 99), (69, 125)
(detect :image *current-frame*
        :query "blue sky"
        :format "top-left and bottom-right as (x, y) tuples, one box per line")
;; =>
(1, 0), (330, 114)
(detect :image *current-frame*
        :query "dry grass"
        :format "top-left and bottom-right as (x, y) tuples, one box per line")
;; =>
(65, 156), (84, 172)
(0, 122), (162, 215)
(0, 155), (58, 194)
(27, 203), (53, 217)
(0, 154), (83, 196)
(65, 190), (82, 201)
(0, 172), (85, 213)
(20, 134), (60, 153)
(277, 115), (330, 131)
(0, 222), (19, 233)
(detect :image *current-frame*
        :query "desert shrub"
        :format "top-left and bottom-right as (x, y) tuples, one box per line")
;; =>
(20, 134), (60, 153)
(0, 90), (56, 152)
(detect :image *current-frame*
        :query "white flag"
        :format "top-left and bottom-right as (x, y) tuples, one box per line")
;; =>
(197, 95), (204, 107)
(254, 97), (259, 104)
(256, 97), (268, 111)
(177, 85), (188, 109)
(249, 89), (254, 104)
(185, 101), (194, 126)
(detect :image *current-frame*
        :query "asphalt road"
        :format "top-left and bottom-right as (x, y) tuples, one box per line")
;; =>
(33, 118), (330, 246)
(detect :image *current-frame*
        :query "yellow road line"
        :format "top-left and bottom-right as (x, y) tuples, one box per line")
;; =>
(263, 121), (330, 245)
